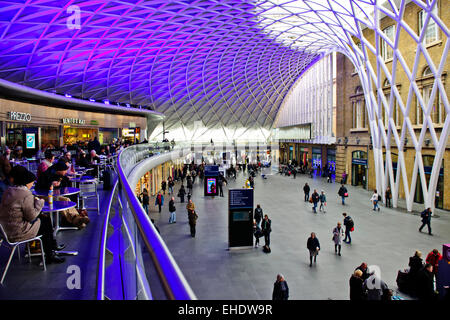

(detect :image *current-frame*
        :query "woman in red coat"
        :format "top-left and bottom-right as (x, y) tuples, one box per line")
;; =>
(426, 249), (442, 279)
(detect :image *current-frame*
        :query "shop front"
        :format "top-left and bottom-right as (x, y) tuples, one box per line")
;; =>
(326, 148), (336, 174)
(0, 98), (148, 152)
(351, 150), (368, 189)
(312, 147), (322, 175)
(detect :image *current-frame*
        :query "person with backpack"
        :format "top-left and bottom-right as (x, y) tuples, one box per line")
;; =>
(338, 184), (348, 205)
(140, 188), (150, 215)
(307, 232), (320, 267)
(419, 207), (432, 235)
(370, 189), (380, 211)
(311, 189), (320, 213)
(319, 190), (327, 213)
(168, 196), (176, 223)
(342, 213), (354, 243)
(155, 191), (164, 213)
(303, 183), (310, 202)
(254, 204), (263, 228)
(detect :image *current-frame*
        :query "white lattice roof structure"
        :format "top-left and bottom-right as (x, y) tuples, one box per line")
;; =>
(0, 0), (448, 211)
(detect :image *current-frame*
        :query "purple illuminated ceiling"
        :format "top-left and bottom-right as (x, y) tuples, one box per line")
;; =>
(0, 0), (319, 133)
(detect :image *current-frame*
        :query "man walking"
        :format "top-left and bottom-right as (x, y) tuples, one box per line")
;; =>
(419, 207), (432, 235)
(342, 213), (354, 244)
(303, 183), (310, 202)
(319, 190), (327, 213)
(307, 232), (320, 267)
(168, 196), (176, 224)
(262, 214), (272, 248)
(311, 189), (319, 213)
(254, 204), (263, 228)
(338, 184), (348, 205)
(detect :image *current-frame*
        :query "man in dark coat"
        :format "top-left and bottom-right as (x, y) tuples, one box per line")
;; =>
(343, 213), (354, 243)
(355, 262), (371, 281)
(303, 183), (310, 202)
(307, 232), (320, 266)
(187, 208), (198, 237)
(416, 264), (437, 300)
(272, 274), (289, 300)
(338, 184), (348, 205)
(261, 214), (272, 247)
(419, 207), (432, 235)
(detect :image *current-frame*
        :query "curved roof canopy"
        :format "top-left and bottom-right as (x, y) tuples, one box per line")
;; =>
(0, 0), (447, 141)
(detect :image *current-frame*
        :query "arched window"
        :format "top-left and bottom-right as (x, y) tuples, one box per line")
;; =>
(417, 66), (441, 124)
(353, 86), (365, 128)
(423, 66), (432, 77)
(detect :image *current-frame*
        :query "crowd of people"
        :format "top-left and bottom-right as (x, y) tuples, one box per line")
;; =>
(0, 137), (135, 266)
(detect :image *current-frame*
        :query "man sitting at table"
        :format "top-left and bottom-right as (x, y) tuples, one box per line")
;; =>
(62, 152), (75, 175)
(0, 165), (65, 263)
(35, 159), (90, 229)
(89, 150), (101, 177)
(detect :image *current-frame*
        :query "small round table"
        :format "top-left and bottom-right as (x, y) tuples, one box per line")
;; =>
(41, 201), (79, 256)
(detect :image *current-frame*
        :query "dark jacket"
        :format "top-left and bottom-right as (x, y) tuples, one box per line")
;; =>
(262, 218), (271, 234)
(188, 210), (198, 225)
(416, 269), (436, 300)
(303, 184), (310, 194)
(169, 199), (176, 212)
(272, 280), (289, 300)
(420, 210), (431, 223)
(344, 216), (354, 229)
(35, 165), (70, 192)
(349, 275), (366, 300)
(140, 193), (149, 205)
(338, 186), (348, 196)
(311, 192), (319, 203)
(254, 208), (263, 223)
(178, 187), (186, 197)
(307, 237), (320, 251)
(161, 181), (166, 190)
(409, 256), (424, 276)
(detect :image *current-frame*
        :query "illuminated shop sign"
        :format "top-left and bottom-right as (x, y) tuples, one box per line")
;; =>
(62, 118), (86, 125)
(7, 111), (32, 122)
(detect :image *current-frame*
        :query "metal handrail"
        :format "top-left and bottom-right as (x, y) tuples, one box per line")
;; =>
(97, 176), (118, 300)
(116, 146), (197, 300)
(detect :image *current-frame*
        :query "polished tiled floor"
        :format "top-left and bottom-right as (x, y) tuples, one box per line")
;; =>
(153, 170), (450, 300)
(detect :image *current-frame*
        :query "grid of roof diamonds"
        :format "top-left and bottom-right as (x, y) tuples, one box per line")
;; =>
(0, 0), (319, 134)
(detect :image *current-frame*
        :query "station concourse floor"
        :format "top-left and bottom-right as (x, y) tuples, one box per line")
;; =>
(152, 170), (450, 300)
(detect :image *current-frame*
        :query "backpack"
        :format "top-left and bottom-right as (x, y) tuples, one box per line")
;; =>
(347, 217), (354, 229)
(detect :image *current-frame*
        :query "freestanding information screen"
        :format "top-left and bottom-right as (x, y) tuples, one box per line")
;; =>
(228, 188), (254, 248)
(204, 165), (219, 196)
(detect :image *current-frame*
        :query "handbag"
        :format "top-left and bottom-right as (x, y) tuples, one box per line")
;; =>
(350, 227), (354, 232)
(344, 192), (348, 197)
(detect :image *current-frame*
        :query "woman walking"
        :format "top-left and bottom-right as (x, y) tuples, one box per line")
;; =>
(332, 222), (344, 256)
(186, 200), (197, 237)
(178, 185), (186, 203)
(370, 189), (380, 211)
